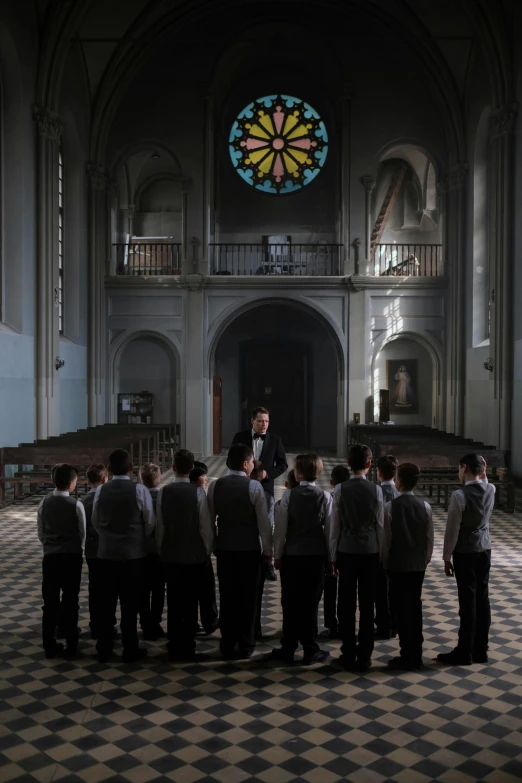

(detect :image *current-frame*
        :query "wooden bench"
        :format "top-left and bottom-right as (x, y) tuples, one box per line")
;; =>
(418, 480), (515, 512)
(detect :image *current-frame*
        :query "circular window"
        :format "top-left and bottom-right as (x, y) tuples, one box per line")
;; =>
(229, 94), (328, 194)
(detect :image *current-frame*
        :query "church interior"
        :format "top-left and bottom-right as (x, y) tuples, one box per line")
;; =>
(2, 0), (522, 781)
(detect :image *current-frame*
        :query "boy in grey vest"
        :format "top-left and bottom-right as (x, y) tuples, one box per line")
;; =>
(156, 450), (214, 660)
(438, 453), (495, 665)
(375, 455), (399, 639)
(139, 463), (166, 640)
(252, 459), (275, 639)
(92, 449), (155, 663)
(272, 454), (333, 665)
(382, 462), (433, 670)
(330, 444), (384, 672)
(190, 463), (219, 636)
(81, 464), (108, 639)
(323, 465), (350, 639)
(37, 464), (86, 659)
(208, 444), (272, 660)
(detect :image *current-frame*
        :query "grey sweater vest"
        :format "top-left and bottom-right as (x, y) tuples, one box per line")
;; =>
(337, 479), (380, 555)
(96, 479), (146, 561)
(387, 495), (430, 572)
(160, 483), (207, 564)
(41, 494), (82, 555)
(213, 475), (260, 552)
(381, 482), (400, 504)
(82, 491), (98, 559)
(454, 483), (491, 554)
(285, 484), (327, 557)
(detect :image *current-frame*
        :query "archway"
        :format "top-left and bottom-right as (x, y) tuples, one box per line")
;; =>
(213, 301), (342, 452)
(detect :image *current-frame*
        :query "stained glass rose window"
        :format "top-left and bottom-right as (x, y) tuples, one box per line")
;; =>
(229, 94), (328, 194)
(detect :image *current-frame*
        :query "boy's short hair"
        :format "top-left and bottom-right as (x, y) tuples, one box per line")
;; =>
(189, 467), (207, 483)
(251, 406), (269, 419)
(140, 463), (161, 488)
(397, 462), (421, 491)
(194, 460), (208, 473)
(227, 443), (253, 471)
(348, 444), (373, 472)
(174, 449), (194, 475)
(331, 464), (350, 486)
(109, 449), (132, 476)
(87, 464), (108, 485)
(52, 463), (78, 491)
(250, 460), (264, 482)
(294, 454), (323, 483)
(286, 469), (298, 489)
(376, 455), (398, 481)
(459, 453), (484, 476)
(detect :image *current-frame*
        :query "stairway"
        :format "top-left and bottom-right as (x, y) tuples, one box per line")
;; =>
(370, 162), (408, 258)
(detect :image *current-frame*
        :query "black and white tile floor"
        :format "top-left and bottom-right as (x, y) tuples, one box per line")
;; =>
(1, 456), (522, 783)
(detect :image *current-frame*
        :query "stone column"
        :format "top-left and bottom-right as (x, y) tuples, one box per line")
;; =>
(181, 186), (189, 273)
(34, 107), (63, 440)
(340, 83), (354, 275)
(184, 279), (205, 456)
(488, 105), (517, 450)
(87, 163), (110, 426)
(361, 176), (376, 275)
(202, 90), (214, 275)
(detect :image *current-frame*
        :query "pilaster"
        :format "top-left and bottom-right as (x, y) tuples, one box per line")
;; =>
(340, 82), (354, 276)
(361, 176), (376, 275)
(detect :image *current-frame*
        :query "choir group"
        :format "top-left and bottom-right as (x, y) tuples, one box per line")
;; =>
(37, 443), (494, 670)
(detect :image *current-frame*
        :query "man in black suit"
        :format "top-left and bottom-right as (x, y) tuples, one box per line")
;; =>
(232, 407), (288, 588)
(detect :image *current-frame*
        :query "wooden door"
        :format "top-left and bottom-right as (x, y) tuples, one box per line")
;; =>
(212, 376), (222, 454)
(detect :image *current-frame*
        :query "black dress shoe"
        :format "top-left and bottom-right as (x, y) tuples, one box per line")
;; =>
(437, 650), (472, 666)
(302, 649), (330, 665)
(56, 628), (81, 639)
(167, 651), (197, 662)
(337, 654), (356, 669)
(388, 656), (422, 671)
(266, 564), (278, 581)
(270, 647), (295, 664)
(375, 629), (392, 640)
(62, 647), (79, 660)
(472, 652), (489, 664)
(122, 648), (148, 663)
(45, 643), (64, 659)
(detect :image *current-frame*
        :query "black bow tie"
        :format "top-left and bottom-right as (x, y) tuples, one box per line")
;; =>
(253, 433), (266, 441)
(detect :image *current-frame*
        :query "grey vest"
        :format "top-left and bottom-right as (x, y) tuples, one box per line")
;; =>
(454, 483), (491, 554)
(82, 491), (98, 559)
(285, 484), (327, 557)
(160, 482), (207, 564)
(337, 479), (380, 555)
(96, 479), (146, 560)
(213, 475), (260, 552)
(41, 494), (82, 555)
(381, 482), (400, 504)
(387, 495), (430, 572)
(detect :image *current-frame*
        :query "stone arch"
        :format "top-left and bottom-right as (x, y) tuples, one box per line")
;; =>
(472, 105), (491, 347)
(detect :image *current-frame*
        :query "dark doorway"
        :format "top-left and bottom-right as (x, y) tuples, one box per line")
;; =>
(241, 339), (309, 448)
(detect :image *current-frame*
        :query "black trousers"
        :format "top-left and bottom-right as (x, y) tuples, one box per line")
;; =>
(199, 559), (219, 633)
(453, 551), (491, 657)
(139, 553), (166, 632)
(323, 573), (338, 630)
(375, 565), (396, 633)
(337, 552), (380, 662)
(216, 551), (263, 655)
(42, 553), (82, 653)
(165, 561), (209, 655)
(281, 555), (325, 656)
(86, 557), (103, 636)
(389, 570), (425, 664)
(96, 558), (145, 657)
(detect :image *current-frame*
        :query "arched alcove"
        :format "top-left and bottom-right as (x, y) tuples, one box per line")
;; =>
(472, 106), (491, 347)
(115, 334), (178, 424)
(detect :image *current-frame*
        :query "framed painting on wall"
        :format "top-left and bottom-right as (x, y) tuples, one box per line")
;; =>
(387, 360), (419, 414)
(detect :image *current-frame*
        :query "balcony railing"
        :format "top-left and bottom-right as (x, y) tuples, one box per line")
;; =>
(114, 243), (182, 276)
(209, 243), (343, 276)
(372, 244), (443, 277)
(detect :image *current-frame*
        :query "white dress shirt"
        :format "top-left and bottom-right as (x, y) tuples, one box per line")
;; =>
(443, 480), (495, 561)
(382, 492), (434, 569)
(252, 429), (265, 461)
(207, 469), (273, 555)
(91, 475), (156, 537)
(37, 489), (86, 548)
(273, 481), (333, 559)
(330, 474), (384, 562)
(155, 477), (214, 556)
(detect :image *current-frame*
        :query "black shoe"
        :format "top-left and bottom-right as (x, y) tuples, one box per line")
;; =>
(203, 623), (219, 636)
(270, 647), (295, 664)
(388, 656), (422, 671)
(142, 630), (159, 641)
(167, 651), (197, 662)
(337, 654), (356, 669)
(325, 627), (341, 640)
(97, 651), (113, 664)
(237, 649), (253, 660)
(302, 649), (330, 665)
(472, 652), (489, 664)
(62, 647), (79, 660)
(154, 625), (166, 638)
(390, 628), (398, 639)
(56, 628), (81, 640)
(220, 647), (238, 661)
(45, 643), (64, 659)
(437, 650), (472, 666)
(375, 629), (392, 640)
(266, 565), (277, 581)
(122, 648), (148, 663)
(255, 631), (263, 641)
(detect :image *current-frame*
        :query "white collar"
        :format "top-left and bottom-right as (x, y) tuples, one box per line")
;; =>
(227, 470), (247, 477)
(465, 480), (482, 486)
(300, 481), (316, 486)
(400, 491), (415, 495)
(112, 475), (131, 480)
(53, 489), (70, 496)
(89, 487), (98, 493)
(350, 474), (367, 480)
(174, 477), (190, 483)
(381, 480), (395, 486)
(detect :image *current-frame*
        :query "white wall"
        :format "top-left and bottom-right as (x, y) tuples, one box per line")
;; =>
(118, 336), (177, 423)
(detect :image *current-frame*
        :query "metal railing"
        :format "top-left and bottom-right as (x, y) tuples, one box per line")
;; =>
(209, 243), (343, 276)
(114, 243), (182, 276)
(372, 244), (443, 277)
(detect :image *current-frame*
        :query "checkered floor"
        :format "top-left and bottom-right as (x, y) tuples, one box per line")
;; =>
(1, 456), (522, 783)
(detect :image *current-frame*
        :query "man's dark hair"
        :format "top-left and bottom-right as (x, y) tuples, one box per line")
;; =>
(109, 449), (132, 476)
(459, 453), (483, 477)
(227, 443), (253, 471)
(295, 454), (323, 483)
(251, 406), (269, 419)
(331, 464), (350, 486)
(286, 469), (298, 489)
(52, 463), (78, 491)
(194, 460), (208, 473)
(87, 463), (108, 485)
(348, 444), (373, 472)
(397, 462), (421, 491)
(174, 449), (194, 475)
(189, 467), (207, 483)
(376, 455), (398, 481)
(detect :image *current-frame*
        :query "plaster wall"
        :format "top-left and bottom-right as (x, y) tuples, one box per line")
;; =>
(512, 4), (522, 476)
